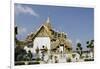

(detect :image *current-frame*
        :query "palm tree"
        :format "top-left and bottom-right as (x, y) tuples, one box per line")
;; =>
(86, 40), (94, 59)
(76, 42), (83, 57)
(86, 40), (94, 52)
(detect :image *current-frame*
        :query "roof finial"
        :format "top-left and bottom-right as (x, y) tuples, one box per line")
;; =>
(44, 16), (52, 29)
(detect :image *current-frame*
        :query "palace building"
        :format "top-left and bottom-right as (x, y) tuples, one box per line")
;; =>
(25, 17), (72, 54)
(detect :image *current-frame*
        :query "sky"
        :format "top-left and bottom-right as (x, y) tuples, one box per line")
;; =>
(14, 3), (94, 50)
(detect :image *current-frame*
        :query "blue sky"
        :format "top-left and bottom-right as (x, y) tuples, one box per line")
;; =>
(15, 3), (94, 50)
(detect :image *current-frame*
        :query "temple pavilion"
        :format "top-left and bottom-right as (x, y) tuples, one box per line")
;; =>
(25, 17), (72, 54)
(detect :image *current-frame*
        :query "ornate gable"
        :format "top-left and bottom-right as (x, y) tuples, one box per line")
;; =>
(34, 25), (50, 37)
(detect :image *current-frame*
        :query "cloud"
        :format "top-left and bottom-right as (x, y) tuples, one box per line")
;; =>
(18, 27), (27, 35)
(15, 4), (39, 17)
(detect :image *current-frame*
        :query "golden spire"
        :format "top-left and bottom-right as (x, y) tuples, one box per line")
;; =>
(44, 17), (52, 29)
(46, 16), (50, 23)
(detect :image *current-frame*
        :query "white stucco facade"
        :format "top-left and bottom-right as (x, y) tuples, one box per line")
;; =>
(33, 37), (50, 53)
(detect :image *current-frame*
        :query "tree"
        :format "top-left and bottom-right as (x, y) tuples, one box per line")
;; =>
(15, 26), (18, 35)
(67, 48), (72, 52)
(35, 47), (39, 54)
(86, 40), (94, 52)
(27, 50), (33, 61)
(76, 43), (83, 58)
(15, 46), (27, 61)
(86, 40), (94, 59)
